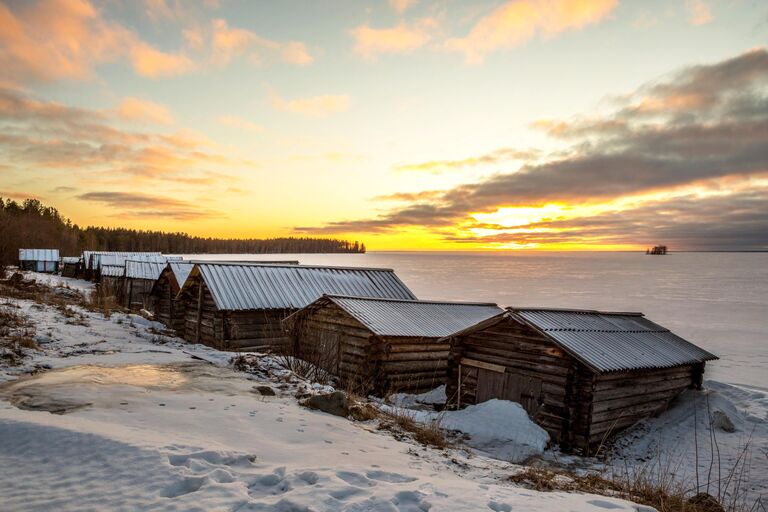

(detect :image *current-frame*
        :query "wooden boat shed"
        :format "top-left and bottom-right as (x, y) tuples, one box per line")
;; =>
(283, 295), (502, 394)
(100, 264), (125, 295)
(82, 251), (163, 280)
(149, 260), (299, 332)
(60, 257), (80, 278)
(18, 249), (59, 273)
(175, 262), (416, 352)
(150, 261), (195, 331)
(445, 307), (718, 454)
(123, 260), (170, 311)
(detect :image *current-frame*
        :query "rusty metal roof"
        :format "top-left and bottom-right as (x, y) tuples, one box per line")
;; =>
(100, 264), (125, 278)
(187, 263), (416, 311)
(124, 260), (168, 281)
(321, 295), (503, 337)
(509, 308), (718, 373)
(19, 249), (59, 262)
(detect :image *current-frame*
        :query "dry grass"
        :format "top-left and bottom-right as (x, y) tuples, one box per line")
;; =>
(509, 467), (705, 512)
(84, 285), (120, 318)
(377, 407), (451, 450)
(0, 302), (37, 364)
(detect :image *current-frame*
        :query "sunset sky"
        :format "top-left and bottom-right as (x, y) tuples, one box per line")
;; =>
(1, 0), (766, 250)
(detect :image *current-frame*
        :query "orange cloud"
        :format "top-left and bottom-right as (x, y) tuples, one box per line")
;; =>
(685, 0), (713, 26)
(445, 0), (618, 64)
(0, 0), (199, 82)
(389, 0), (417, 14)
(116, 97), (174, 125)
(205, 18), (313, 66)
(218, 115), (264, 132)
(269, 93), (350, 118)
(130, 43), (196, 78)
(351, 19), (437, 60)
(281, 41), (314, 66)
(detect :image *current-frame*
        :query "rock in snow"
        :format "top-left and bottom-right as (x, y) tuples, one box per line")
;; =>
(301, 391), (350, 417)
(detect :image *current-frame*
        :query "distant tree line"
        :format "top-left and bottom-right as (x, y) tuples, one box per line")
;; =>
(0, 198), (365, 265)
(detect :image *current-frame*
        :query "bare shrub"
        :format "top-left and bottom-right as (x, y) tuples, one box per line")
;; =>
(0, 304), (37, 364)
(273, 353), (335, 385)
(377, 407), (450, 450)
(85, 284), (120, 318)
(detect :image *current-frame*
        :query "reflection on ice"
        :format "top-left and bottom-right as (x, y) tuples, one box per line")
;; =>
(0, 362), (245, 414)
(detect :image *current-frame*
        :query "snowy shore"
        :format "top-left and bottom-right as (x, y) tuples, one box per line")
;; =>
(0, 272), (765, 510)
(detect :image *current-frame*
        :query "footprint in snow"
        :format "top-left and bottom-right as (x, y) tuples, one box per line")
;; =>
(587, 500), (626, 510)
(336, 471), (375, 487)
(366, 470), (417, 484)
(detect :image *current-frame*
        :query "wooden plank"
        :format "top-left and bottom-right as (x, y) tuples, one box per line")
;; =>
(460, 357), (505, 373)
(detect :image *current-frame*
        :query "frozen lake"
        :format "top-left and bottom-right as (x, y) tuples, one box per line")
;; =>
(186, 251), (768, 389)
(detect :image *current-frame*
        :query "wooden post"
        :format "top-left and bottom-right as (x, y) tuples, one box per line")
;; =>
(457, 363), (462, 409)
(196, 281), (203, 344)
(168, 280), (173, 324)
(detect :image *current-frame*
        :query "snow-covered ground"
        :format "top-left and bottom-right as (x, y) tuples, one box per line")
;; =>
(18, 269), (95, 296)
(608, 382), (768, 502)
(0, 275), (651, 512)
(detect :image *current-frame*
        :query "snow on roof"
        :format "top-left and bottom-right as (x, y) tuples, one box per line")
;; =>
(186, 263), (416, 311)
(61, 257), (80, 264)
(509, 307), (718, 373)
(19, 249), (59, 262)
(309, 295), (503, 337)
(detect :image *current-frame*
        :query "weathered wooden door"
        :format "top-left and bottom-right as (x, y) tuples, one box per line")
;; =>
(476, 368), (507, 403)
(503, 373), (543, 416)
(465, 362), (543, 417)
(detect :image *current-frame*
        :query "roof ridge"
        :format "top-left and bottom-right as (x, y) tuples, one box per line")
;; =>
(508, 307), (645, 316)
(195, 262), (395, 272)
(325, 294), (499, 307)
(544, 328), (671, 333)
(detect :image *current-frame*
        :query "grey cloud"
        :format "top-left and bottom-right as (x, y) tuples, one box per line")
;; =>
(297, 49), (768, 250)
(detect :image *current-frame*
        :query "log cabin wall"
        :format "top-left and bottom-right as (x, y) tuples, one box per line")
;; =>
(123, 278), (155, 311)
(150, 273), (175, 327)
(175, 275), (292, 352)
(100, 276), (123, 299)
(447, 316), (583, 449)
(61, 263), (78, 278)
(171, 297), (186, 333)
(179, 277), (222, 348)
(291, 302), (376, 392)
(223, 309), (291, 352)
(584, 364), (699, 452)
(289, 302), (456, 396)
(379, 336), (449, 394)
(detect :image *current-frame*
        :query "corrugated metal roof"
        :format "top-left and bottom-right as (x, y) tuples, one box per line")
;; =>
(100, 264), (125, 277)
(511, 308), (718, 373)
(96, 252), (166, 269)
(83, 251), (163, 269)
(168, 262), (194, 287)
(125, 260), (167, 281)
(19, 249), (59, 262)
(323, 295), (502, 337)
(188, 263), (416, 311)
